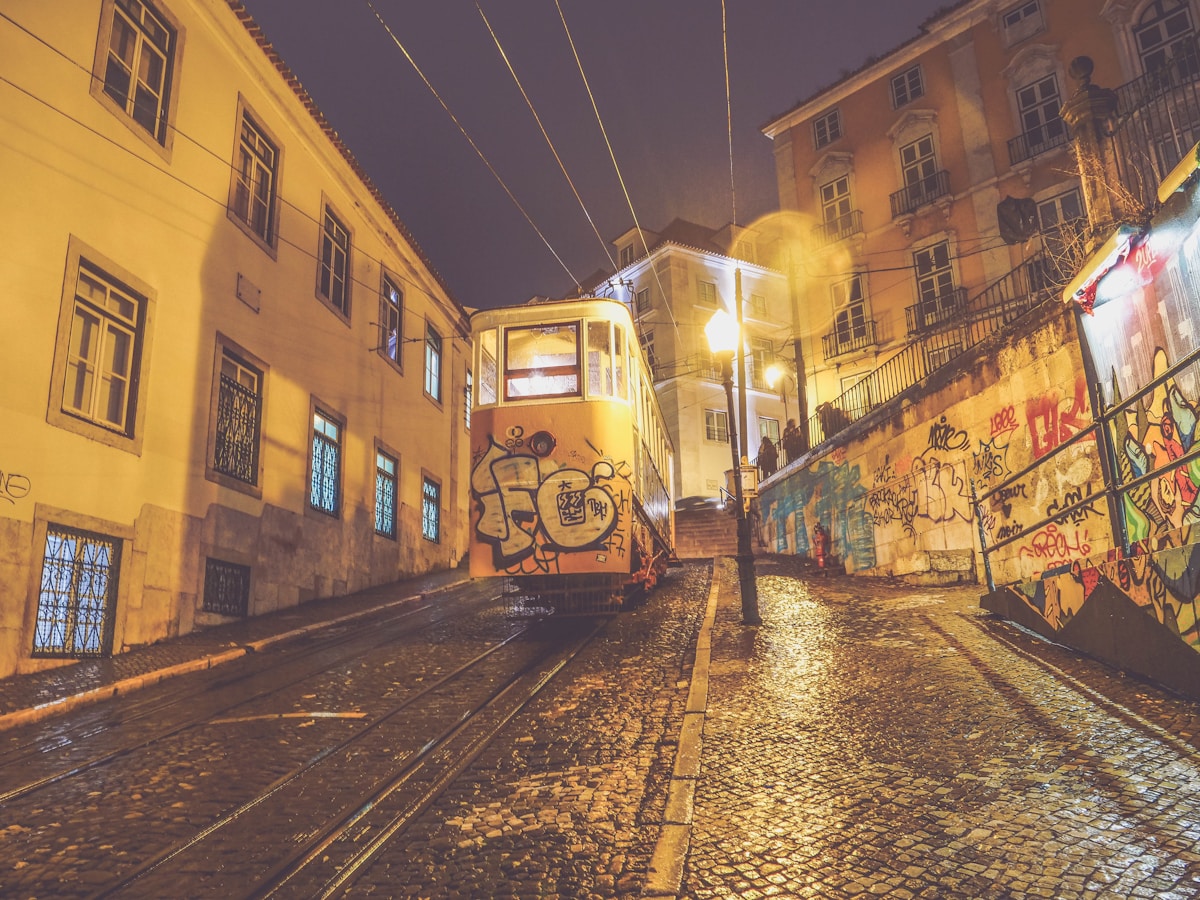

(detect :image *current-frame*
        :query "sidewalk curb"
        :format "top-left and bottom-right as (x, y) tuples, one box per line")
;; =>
(0, 576), (472, 734)
(0, 648), (247, 732)
(642, 560), (724, 897)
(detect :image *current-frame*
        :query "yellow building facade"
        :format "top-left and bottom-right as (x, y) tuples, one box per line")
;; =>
(0, 0), (471, 678)
(761, 0), (1181, 436)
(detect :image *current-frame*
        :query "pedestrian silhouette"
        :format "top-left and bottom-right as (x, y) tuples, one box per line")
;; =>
(782, 419), (803, 464)
(758, 437), (778, 479)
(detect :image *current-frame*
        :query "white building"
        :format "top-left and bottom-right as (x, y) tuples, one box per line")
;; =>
(591, 220), (793, 504)
(0, 0), (471, 679)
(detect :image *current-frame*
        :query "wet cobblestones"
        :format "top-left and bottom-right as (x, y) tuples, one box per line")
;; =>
(3, 560), (1200, 897)
(684, 556), (1200, 900)
(344, 563), (712, 898)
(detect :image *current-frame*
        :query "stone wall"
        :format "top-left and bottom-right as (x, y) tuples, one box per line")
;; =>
(758, 299), (1096, 585)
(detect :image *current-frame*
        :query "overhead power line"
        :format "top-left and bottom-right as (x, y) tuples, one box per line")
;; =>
(475, 2), (617, 277)
(364, 0), (581, 292)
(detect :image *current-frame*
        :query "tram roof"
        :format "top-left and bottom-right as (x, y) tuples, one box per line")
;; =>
(469, 297), (635, 331)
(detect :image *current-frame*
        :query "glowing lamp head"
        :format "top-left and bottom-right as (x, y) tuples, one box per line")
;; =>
(766, 364), (783, 389)
(705, 309), (738, 357)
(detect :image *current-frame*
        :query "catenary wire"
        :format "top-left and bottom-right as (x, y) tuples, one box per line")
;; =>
(474, 1), (618, 276)
(363, 0), (582, 292)
(551, 0), (681, 342)
(721, 0), (737, 228)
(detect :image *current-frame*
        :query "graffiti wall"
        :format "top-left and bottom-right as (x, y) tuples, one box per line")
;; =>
(468, 409), (635, 579)
(983, 190), (1200, 699)
(758, 303), (1101, 585)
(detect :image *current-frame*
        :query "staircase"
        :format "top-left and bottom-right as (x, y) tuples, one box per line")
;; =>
(674, 504), (739, 559)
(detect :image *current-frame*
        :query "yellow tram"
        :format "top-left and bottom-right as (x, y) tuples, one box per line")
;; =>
(468, 298), (676, 612)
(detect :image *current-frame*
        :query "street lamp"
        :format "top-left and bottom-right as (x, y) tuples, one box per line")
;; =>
(705, 309), (762, 626)
(765, 363), (791, 425)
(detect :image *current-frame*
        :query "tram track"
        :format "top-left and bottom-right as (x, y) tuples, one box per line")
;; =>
(86, 615), (607, 898)
(0, 584), (502, 805)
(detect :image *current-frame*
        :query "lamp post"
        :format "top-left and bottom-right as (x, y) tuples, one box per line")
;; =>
(705, 309), (762, 626)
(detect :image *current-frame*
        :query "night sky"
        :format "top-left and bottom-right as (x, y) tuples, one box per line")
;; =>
(238, 1), (953, 310)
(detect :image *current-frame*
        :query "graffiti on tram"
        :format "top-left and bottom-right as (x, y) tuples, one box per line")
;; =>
(470, 428), (628, 572)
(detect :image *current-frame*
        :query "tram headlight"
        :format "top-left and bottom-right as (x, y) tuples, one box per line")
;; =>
(529, 430), (557, 457)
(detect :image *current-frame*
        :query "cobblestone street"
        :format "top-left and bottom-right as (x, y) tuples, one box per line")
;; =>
(683, 557), (1200, 900)
(1, 559), (1199, 898)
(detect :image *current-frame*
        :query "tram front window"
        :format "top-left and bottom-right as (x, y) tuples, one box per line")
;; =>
(505, 322), (581, 399)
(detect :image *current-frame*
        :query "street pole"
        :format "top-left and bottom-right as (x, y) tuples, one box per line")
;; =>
(732, 269), (762, 626)
(720, 356), (762, 625)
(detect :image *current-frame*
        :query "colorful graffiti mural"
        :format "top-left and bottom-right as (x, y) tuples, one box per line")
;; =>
(470, 432), (627, 574)
(1110, 348), (1200, 544)
(758, 457), (875, 570)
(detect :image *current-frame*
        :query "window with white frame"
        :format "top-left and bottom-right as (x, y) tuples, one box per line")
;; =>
(309, 408), (342, 516)
(380, 275), (402, 366)
(620, 245), (634, 267)
(900, 134), (938, 193)
(1037, 188), (1084, 230)
(1135, 0), (1196, 72)
(832, 275), (869, 349)
(705, 409), (729, 443)
(230, 110), (278, 246)
(759, 417), (780, 444)
(820, 175), (853, 234)
(750, 337), (774, 387)
(913, 241), (958, 326)
(61, 264), (144, 436)
(1016, 74), (1066, 156)
(1030, 188), (1086, 287)
(96, 0), (176, 144)
(424, 322), (443, 402)
(813, 108), (842, 149)
(890, 65), (924, 108)
(1001, 0), (1044, 44)
(639, 328), (657, 380)
(318, 207), (351, 317)
(34, 524), (120, 658)
(421, 476), (441, 542)
(375, 448), (397, 538)
(697, 280), (717, 306)
(212, 347), (262, 487)
(734, 239), (757, 263)
(750, 293), (767, 318)
(636, 288), (651, 314)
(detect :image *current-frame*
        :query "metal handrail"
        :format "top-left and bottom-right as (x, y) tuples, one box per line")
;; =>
(821, 319), (877, 360)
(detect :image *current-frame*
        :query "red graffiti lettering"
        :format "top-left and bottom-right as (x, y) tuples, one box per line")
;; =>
(1026, 376), (1091, 459)
(990, 406), (1019, 436)
(1017, 524), (1092, 562)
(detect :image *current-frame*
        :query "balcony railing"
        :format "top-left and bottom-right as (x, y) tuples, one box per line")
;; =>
(698, 363), (770, 392)
(1111, 42), (1200, 210)
(802, 254), (1063, 450)
(890, 170), (951, 218)
(1007, 121), (1070, 166)
(811, 209), (864, 247)
(821, 319), (877, 360)
(904, 287), (969, 334)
